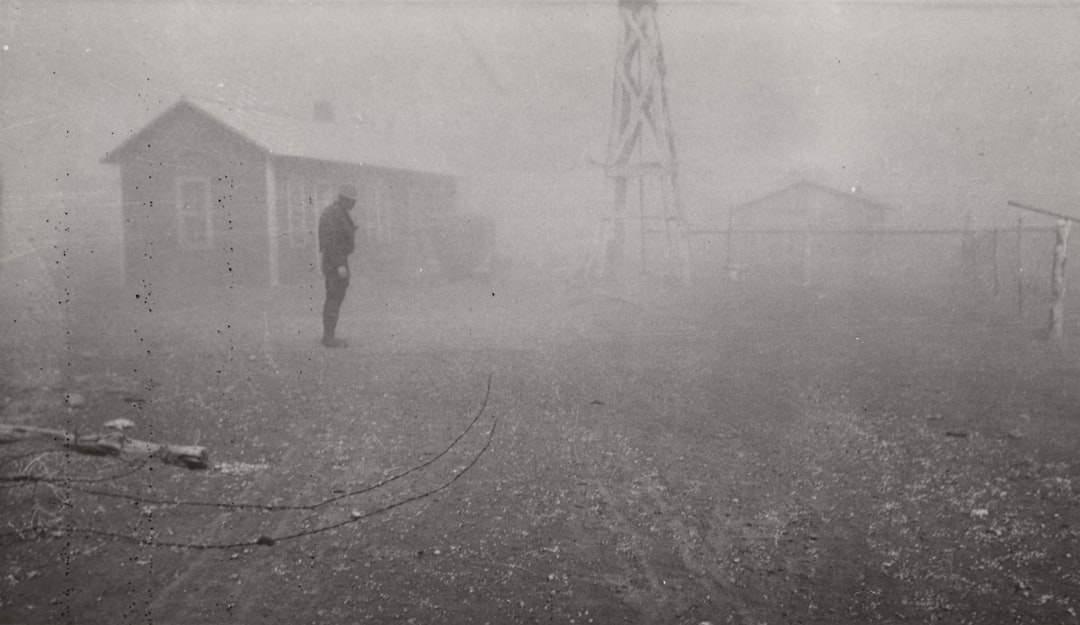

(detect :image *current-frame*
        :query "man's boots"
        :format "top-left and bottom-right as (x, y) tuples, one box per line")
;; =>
(321, 312), (347, 348)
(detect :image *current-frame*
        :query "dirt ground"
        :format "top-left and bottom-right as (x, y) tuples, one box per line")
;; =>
(2, 275), (1079, 624)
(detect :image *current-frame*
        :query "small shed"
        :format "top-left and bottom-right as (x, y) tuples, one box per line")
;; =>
(729, 180), (893, 287)
(103, 97), (458, 288)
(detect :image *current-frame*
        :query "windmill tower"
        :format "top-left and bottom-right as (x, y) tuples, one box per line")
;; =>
(592, 0), (691, 285)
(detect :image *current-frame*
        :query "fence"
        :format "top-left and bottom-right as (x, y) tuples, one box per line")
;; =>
(636, 224), (1074, 329)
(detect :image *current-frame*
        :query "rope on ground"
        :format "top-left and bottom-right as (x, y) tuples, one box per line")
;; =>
(1, 374), (492, 511)
(0, 456), (149, 487)
(0, 374), (498, 550)
(0, 447), (67, 469)
(1, 414), (498, 550)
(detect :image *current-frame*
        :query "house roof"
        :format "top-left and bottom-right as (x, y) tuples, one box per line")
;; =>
(103, 97), (455, 176)
(734, 179), (897, 214)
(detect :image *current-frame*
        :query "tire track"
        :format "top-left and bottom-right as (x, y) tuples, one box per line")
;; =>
(142, 323), (293, 619)
(143, 441), (307, 621)
(566, 426), (747, 625)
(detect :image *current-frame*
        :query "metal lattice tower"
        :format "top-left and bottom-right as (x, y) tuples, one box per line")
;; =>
(593, 0), (691, 285)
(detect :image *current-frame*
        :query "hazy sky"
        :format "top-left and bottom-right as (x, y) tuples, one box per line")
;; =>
(2, 0), (1079, 231)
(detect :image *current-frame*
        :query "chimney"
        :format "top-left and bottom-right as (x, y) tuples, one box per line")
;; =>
(313, 100), (335, 123)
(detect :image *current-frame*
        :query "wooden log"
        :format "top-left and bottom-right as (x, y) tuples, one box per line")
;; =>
(0, 424), (209, 470)
(1049, 218), (1072, 340)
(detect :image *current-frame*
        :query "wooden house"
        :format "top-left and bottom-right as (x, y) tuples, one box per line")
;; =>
(103, 97), (458, 288)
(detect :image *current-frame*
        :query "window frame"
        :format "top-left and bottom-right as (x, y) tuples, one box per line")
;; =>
(175, 175), (213, 251)
(286, 176), (335, 249)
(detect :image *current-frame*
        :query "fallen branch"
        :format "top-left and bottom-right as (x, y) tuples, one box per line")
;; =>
(0, 424), (209, 470)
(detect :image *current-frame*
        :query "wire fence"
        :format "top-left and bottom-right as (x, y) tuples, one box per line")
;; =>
(4, 188), (1079, 336)
(631, 224), (1078, 331)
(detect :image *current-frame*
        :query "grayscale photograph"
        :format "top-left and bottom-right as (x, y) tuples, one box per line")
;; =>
(1, 0), (1078, 622)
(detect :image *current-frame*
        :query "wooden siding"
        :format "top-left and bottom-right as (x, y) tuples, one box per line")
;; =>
(118, 112), (269, 288)
(111, 103), (459, 289)
(272, 160), (457, 283)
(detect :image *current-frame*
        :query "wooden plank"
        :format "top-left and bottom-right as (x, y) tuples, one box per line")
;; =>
(1008, 200), (1078, 222)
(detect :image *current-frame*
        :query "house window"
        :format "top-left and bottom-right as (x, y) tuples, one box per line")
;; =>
(286, 176), (334, 248)
(176, 176), (212, 250)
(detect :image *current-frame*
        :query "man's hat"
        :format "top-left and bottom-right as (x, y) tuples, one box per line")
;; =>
(338, 184), (358, 201)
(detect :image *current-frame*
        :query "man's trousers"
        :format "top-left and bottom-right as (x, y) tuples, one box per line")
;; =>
(322, 273), (350, 341)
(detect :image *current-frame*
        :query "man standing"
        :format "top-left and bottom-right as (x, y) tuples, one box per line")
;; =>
(318, 184), (358, 348)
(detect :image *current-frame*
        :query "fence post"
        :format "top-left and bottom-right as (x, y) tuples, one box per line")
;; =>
(991, 227), (1000, 296)
(802, 227), (813, 287)
(1017, 214), (1024, 317)
(1049, 218), (1072, 340)
(725, 206), (733, 271)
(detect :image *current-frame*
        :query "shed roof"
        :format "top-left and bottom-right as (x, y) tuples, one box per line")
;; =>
(103, 97), (455, 176)
(734, 180), (896, 214)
